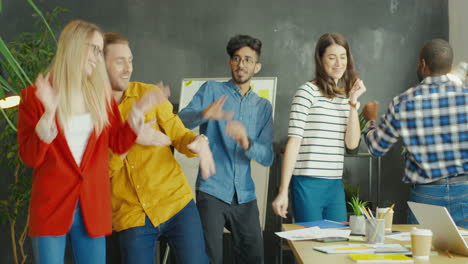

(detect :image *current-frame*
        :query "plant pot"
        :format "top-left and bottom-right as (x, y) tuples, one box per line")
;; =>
(349, 215), (366, 235)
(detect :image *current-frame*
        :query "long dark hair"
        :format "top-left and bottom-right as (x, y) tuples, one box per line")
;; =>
(313, 33), (357, 99)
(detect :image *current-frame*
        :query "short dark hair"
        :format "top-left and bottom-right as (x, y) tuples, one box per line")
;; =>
(420, 39), (453, 74)
(226, 35), (262, 59)
(103, 32), (129, 55)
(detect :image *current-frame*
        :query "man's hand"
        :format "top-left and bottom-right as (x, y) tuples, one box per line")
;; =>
(226, 121), (249, 150)
(202, 96), (234, 120)
(35, 72), (59, 114)
(363, 101), (379, 121)
(134, 85), (168, 113)
(349, 78), (367, 103)
(136, 118), (172, 146)
(155, 81), (171, 98)
(188, 135), (216, 179)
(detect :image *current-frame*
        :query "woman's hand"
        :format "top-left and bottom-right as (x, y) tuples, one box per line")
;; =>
(272, 192), (289, 219)
(35, 72), (59, 114)
(349, 78), (367, 103)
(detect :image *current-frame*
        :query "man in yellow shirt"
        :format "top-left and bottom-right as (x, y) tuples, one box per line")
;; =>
(104, 32), (213, 264)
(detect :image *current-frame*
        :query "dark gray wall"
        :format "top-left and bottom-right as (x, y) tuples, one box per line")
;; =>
(1, 0), (448, 263)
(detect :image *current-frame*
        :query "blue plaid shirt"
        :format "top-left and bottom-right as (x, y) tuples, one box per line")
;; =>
(364, 75), (468, 184)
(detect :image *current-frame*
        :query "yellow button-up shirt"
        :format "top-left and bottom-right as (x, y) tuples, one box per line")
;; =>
(109, 82), (197, 232)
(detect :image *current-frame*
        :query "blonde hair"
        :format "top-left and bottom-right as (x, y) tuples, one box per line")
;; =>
(51, 20), (112, 134)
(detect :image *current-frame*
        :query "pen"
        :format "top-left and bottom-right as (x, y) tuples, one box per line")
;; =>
(446, 250), (454, 258)
(382, 204), (395, 219)
(336, 246), (374, 250)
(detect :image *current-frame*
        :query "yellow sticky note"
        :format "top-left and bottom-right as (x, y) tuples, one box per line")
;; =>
(185, 80), (193, 86)
(258, 89), (269, 100)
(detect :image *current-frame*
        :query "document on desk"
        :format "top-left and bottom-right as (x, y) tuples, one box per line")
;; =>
(275, 226), (351, 241)
(348, 254), (413, 263)
(313, 244), (410, 254)
(385, 232), (411, 241)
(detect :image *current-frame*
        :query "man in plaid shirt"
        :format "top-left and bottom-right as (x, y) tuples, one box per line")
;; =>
(362, 39), (467, 228)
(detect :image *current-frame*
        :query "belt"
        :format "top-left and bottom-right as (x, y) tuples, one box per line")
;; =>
(423, 174), (468, 185)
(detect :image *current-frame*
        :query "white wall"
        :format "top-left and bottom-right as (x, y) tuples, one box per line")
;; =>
(449, 0), (468, 64)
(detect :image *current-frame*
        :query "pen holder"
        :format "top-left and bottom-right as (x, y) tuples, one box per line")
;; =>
(366, 219), (385, 244)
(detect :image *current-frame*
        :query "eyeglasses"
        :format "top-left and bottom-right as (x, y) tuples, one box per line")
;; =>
(230, 55), (257, 66)
(87, 43), (104, 57)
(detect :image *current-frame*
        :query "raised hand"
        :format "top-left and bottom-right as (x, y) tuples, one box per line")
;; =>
(155, 81), (171, 98)
(134, 86), (168, 113)
(226, 121), (249, 150)
(202, 96), (234, 121)
(188, 135), (216, 179)
(272, 193), (289, 218)
(349, 78), (367, 103)
(136, 118), (172, 146)
(35, 72), (59, 114)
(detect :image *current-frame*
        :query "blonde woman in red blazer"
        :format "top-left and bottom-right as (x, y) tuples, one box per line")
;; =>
(17, 20), (168, 264)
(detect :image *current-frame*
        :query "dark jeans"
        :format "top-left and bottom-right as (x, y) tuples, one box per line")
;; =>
(118, 200), (209, 264)
(196, 191), (264, 264)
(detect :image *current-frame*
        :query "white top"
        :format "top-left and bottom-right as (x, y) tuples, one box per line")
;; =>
(64, 113), (93, 166)
(288, 82), (350, 179)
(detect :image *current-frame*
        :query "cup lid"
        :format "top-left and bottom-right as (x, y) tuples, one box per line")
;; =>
(411, 227), (433, 236)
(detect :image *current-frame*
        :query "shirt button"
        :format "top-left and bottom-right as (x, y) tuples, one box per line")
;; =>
(131, 165), (135, 169)
(136, 185), (140, 189)
(142, 203), (146, 207)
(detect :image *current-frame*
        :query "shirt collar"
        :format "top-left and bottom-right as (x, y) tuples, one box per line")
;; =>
(123, 82), (139, 98)
(420, 74), (450, 85)
(226, 79), (252, 97)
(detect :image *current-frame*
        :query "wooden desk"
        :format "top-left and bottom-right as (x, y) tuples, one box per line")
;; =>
(283, 224), (468, 264)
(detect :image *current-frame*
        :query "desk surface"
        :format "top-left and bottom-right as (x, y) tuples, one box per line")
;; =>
(283, 224), (468, 264)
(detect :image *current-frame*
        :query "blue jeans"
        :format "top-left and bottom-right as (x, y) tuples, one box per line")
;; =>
(408, 182), (468, 229)
(118, 200), (209, 264)
(31, 202), (105, 264)
(291, 176), (347, 222)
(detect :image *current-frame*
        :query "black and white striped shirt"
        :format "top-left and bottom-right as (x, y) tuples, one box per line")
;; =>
(288, 82), (350, 179)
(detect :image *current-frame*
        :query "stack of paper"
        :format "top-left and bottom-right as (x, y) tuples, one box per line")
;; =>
(275, 227), (351, 241)
(313, 244), (411, 255)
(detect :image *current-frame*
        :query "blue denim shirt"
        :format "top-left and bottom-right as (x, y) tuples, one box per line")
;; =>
(179, 80), (274, 204)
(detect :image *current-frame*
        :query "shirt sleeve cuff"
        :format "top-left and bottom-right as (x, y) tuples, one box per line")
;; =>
(35, 113), (58, 144)
(364, 120), (377, 134)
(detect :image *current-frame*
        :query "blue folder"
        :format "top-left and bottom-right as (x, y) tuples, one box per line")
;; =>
(294, 219), (349, 229)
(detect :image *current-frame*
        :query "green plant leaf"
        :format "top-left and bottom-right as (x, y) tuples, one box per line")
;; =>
(0, 38), (32, 86)
(27, 0), (57, 43)
(0, 107), (17, 131)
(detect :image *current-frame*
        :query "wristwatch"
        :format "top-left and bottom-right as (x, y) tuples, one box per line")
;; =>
(348, 100), (360, 109)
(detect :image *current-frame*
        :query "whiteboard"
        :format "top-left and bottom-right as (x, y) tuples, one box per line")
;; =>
(175, 77), (277, 231)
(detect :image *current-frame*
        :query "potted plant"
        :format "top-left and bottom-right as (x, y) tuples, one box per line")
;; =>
(0, 3), (66, 263)
(347, 195), (368, 235)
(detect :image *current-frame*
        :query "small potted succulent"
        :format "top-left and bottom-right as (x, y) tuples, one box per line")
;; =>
(348, 195), (368, 235)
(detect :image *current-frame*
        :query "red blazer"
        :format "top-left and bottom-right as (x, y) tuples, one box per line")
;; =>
(17, 85), (137, 237)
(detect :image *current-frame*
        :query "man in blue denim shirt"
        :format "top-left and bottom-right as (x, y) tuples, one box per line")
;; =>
(362, 39), (467, 228)
(179, 35), (273, 264)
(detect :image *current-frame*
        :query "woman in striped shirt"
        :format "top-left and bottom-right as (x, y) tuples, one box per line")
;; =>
(272, 33), (366, 222)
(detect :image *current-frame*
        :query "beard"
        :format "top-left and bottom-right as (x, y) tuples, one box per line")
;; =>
(231, 69), (252, 85)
